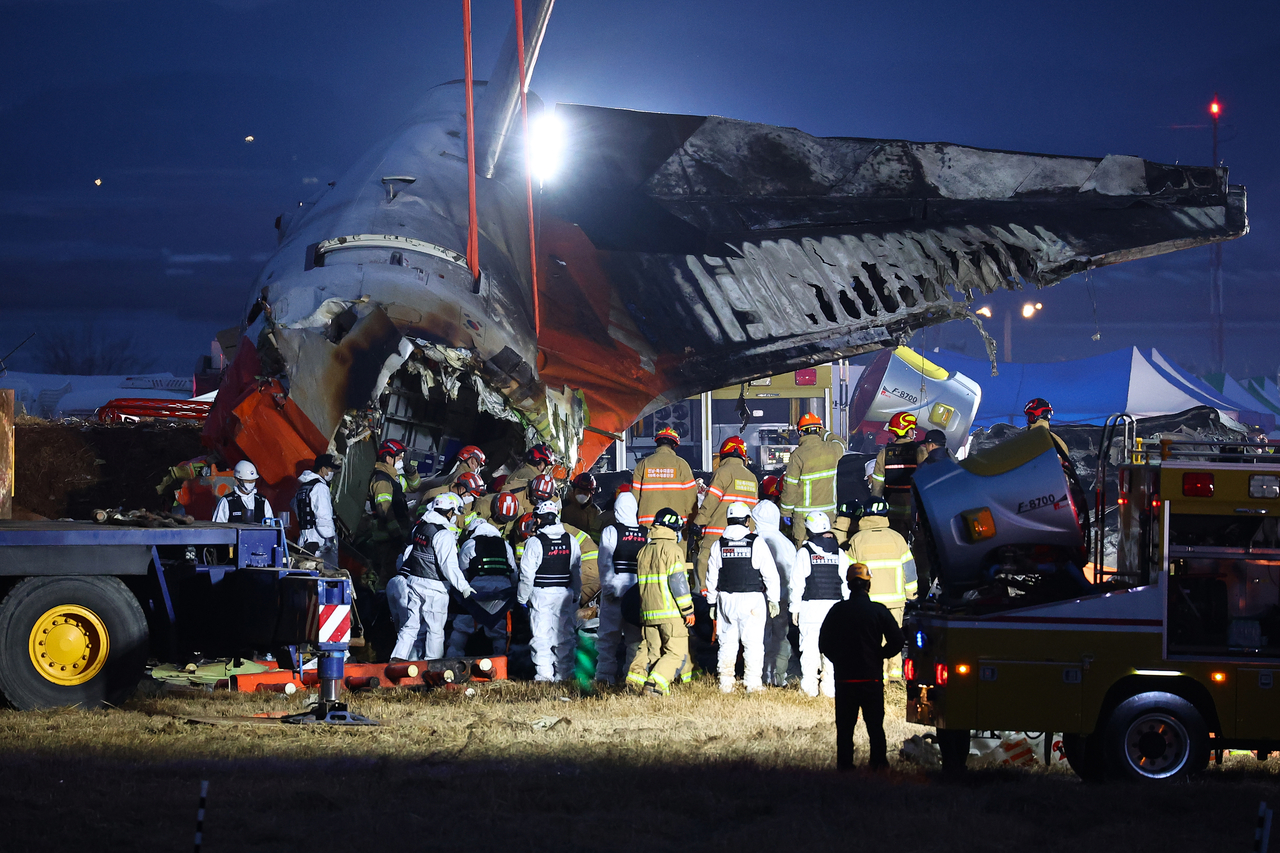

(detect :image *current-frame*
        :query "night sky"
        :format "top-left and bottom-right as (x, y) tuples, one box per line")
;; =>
(1, 0), (1277, 381)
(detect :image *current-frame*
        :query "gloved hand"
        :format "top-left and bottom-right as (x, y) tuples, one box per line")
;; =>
(461, 588), (474, 599)
(767, 601), (780, 619)
(689, 523), (704, 541)
(404, 459), (418, 476)
(684, 613), (696, 627)
(791, 611), (800, 627)
(708, 604), (717, 622)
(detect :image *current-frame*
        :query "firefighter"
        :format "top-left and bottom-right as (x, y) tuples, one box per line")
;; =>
(528, 473), (558, 506)
(595, 491), (647, 685)
(869, 412), (927, 538)
(706, 501), (781, 693)
(212, 460), (274, 523)
(445, 492), (520, 657)
(454, 471), (488, 531)
(846, 499), (916, 678)
(790, 512), (849, 698)
(294, 454), (341, 569)
(506, 444), (555, 513)
(1025, 397), (1070, 459)
(781, 413), (844, 547)
(390, 493), (475, 662)
(752, 500), (796, 687)
(625, 507), (695, 697)
(517, 501), (582, 682)
(561, 521), (600, 607)
(691, 436), (759, 592)
(561, 472), (604, 538)
(818, 562), (905, 771)
(424, 445), (488, 500)
(632, 427), (697, 527)
(759, 475), (783, 506)
(368, 439), (421, 587)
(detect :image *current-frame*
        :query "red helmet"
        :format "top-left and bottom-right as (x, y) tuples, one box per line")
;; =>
(887, 412), (917, 437)
(1025, 397), (1053, 424)
(719, 435), (748, 459)
(571, 472), (597, 493)
(516, 512), (538, 540)
(530, 473), (557, 502)
(492, 492), (520, 525)
(378, 439), (407, 459)
(526, 444), (554, 467)
(456, 471), (486, 497)
(797, 412), (823, 431)
(760, 475), (782, 499)
(614, 481), (632, 496)
(655, 427), (681, 446)
(458, 445), (486, 466)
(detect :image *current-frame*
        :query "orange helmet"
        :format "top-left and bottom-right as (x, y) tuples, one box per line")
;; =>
(655, 427), (681, 447)
(719, 435), (747, 459)
(456, 471), (486, 497)
(457, 445), (486, 467)
(492, 492), (520, 525)
(516, 512), (538, 540)
(760, 475), (782, 499)
(888, 411), (918, 437)
(797, 412), (823, 431)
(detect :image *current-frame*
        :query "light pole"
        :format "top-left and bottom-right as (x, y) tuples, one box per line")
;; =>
(975, 303), (1039, 362)
(1209, 94), (1225, 374)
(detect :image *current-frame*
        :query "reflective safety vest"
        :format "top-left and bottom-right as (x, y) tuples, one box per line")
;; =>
(718, 534), (763, 594)
(608, 523), (647, 574)
(882, 441), (920, 494)
(636, 529), (692, 623)
(533, 532), (573, 588)
(633, 445), (697, 525)
(407, 521), (447, 581)
(694, 457), (758, 536)
(848, 517), (917, 605)
(781, 433), (844, 516)
(801, 536), (843, 601)
(293, 479), (320, 531)
(467, 535), (511, 578)
(371, 469), (411, 530)
(224, 492), (268, 524)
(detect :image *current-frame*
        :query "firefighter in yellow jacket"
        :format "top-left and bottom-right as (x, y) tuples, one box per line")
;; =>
(626, 507), (695, 696)
(691, 436), (759, 591)
(846, 499), (916, 678)
(781, 413), (844, 547)
(869, 412), (929, 538)
(632, 427), (697, 527)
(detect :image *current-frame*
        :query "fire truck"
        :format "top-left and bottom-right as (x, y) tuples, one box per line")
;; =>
(906, 416), (1280, 780)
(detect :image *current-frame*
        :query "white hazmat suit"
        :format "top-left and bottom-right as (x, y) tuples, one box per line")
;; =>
(706, 516), (779, 693)
(594, 492), (646, 684)
(752, 501), (796, 687)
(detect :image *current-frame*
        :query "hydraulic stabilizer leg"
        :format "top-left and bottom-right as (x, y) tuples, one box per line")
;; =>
(282, 577), (379, 726)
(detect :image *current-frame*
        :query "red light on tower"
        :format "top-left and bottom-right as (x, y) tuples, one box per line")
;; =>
(1210, 99), (1221, 117)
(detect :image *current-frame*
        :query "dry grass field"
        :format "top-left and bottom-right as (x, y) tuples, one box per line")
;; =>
(1, 677), (1277, 852)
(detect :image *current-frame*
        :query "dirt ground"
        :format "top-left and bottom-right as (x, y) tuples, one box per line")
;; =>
(0, 678), (1277, 853)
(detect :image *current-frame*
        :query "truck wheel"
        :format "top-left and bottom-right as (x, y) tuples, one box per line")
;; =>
(0, 576), (149, 710)
(1103, 692), (1208, 781)
(1061, 733), (1106, 782)
(937, 728), (970, 774)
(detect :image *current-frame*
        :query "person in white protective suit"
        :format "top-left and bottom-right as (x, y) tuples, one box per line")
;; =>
(445, 492), (521, 656)
(212, 460), (274, 523)
(294, 454), (341, 569)
(790, 511), (850, 697)
(752, 500), (796, 687)
(517, 500), (582, 682)
(594, 491), (648, 684)
(390, 492), (475, 661)
(705, 501), (780, 693)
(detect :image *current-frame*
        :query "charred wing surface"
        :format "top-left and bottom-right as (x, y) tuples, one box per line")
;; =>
(540, 105), (1247, 410)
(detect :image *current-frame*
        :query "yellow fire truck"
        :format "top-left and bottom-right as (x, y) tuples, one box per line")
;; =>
(906, 415), (1280, 780)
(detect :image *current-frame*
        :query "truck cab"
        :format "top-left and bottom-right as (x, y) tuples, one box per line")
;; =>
(905, 418), (1280, 780)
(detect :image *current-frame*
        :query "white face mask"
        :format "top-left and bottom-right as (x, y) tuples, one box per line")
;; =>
(462, 494), (475, 506)
(574, 493), (589, 504)
(395, 459), (405, 474)
(236, 479), (256, 496)
(323, 471), (335, 483)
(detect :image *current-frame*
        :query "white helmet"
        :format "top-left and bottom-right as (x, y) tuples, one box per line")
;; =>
(233, 460), (259, 481)
(535, 500), (560, 522)
(726, 501), (752, 523)
(432, 492), (463, 514)
(804, 511), (832, 534)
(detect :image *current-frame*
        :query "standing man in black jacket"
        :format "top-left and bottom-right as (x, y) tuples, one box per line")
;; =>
(818, 562), (905, 771)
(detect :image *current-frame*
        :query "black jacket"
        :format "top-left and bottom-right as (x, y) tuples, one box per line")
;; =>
(818, 592), (905, 681)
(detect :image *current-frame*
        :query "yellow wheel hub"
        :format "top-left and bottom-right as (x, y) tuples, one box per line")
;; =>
(28, 604), (109, 686)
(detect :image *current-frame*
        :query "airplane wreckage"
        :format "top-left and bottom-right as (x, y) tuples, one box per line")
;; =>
(202, 0), (1246, 531)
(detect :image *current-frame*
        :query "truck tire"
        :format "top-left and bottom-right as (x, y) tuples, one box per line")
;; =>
(0, 576), (149, 710)
(1061, 733), (1106, 782)
(1102, 691), (1208, 781)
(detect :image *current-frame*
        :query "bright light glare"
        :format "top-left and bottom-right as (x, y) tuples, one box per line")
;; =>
(1022, 303), (1037, 318)
(1035, 302), (1042, 310)
(975, 306), (992, 318)
(244, 135), (254, 143)
(93, 178), (102, 186)
(528, 112), (565, 185)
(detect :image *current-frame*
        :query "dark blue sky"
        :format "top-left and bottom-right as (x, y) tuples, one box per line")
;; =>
(1, 0), (1277, 379)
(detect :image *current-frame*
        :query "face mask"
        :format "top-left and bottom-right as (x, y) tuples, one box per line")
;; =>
(324, 471), (335, 484)
(395, 459), (405, 474)
(462, 494), (475, 506)
(574, 493), (589, 505)
(236, 479), (256, 496)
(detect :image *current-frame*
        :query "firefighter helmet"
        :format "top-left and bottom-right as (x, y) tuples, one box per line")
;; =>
(864, 499), (890, 517)
(457, 445), (486, 467)
(525, 444), (554, 467)
(760, 475), (782, 499)
(571, 472), (598, 493)
(653, 507), (682, 532)
(718, 435), (748, 459)
(797, 412), (823, 432)
(233, 460), (259, 481)
(492, 492), (520, 524)
(848, 562), (872, 583)
(378, 439), (407, 460)
(1024, 397), (1053, 424)
(655, 427), (681, 447)
(534, 500), (559, 526)
(726, 501), (752, 523)
(516, 512), (538, 539)
(456, 471), (486, 497)
(804, 511), (832, 534)
(530, 473), (557, 502)
(887, 412), (917, 437)
(432, 492), (463, 515)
